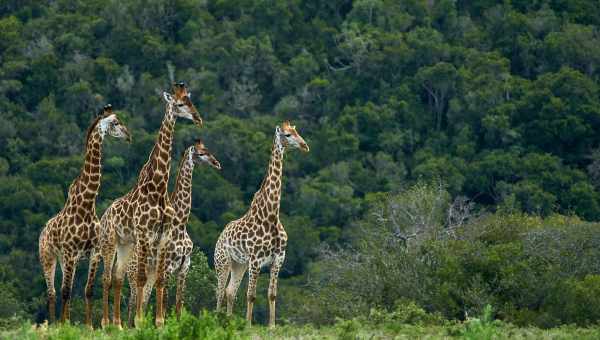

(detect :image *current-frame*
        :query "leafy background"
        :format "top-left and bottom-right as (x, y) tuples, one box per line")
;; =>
(2, 0), (600, 328)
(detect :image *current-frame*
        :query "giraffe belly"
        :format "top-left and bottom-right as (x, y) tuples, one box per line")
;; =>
(227, 245), (249, 264)
(257, 254), (274, 268)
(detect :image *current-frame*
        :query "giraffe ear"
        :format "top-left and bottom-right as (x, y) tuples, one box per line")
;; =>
(163, 92), (173, 103)
(275, 126), (281, 135)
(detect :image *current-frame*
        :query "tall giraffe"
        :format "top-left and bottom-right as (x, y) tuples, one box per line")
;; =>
(126, 140), (221, 326)
(92, 83), (201, 328)
(214, 121), (309, 327)
(38, 105), (131, 324)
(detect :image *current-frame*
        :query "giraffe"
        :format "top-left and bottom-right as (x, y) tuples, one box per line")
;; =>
(214, 121), (309, 327)
(125, 140), (221, 326)
(38, 104), (131, 325)
(90, 82), (201, 329)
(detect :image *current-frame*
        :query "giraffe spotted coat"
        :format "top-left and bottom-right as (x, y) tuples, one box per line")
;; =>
(86, 83), (202, 329)
(38, 105), (130, 325)
(214, 121), (309, 327)
(125, 141), (221, 325)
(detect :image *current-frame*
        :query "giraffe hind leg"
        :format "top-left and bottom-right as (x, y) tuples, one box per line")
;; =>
(101, 242), (116, 328)
(85, 250), (101, 328)
(126, 256), (137, 328)
(112, 242), (133, 328)
(40, 250), (57, 323)
(214, 244), (231, 313)
(226, 260), (247, 316)
(59, 253), (79, 323)
(175, 257), (191, 319)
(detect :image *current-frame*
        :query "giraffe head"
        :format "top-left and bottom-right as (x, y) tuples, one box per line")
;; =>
(96, 104), (131, 142)
(163, 82), (203, 127)
(278, 121), (309, 152)
(189, 139), (221, 170)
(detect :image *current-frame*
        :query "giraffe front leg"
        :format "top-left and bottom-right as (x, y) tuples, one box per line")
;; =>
(127, 278), (137, 328)
(268, 253), (285, 328)
(59, 254), (78, 323)
(246, 263), (261, 325)
(155, 240), (169, 327)
(134, 239), (149, 328)
(84, 250), (101, 328)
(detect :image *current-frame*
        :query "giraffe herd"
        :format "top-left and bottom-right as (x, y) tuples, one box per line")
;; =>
(37, 82), (309, 329)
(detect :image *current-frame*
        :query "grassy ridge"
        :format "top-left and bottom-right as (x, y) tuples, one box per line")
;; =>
(4, 308), (600, 340)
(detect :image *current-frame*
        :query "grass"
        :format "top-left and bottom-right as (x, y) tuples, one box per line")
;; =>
(3, 308), (600, 340)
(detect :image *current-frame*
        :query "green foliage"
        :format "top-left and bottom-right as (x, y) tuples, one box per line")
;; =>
(303, 182), (600, 328)
(461, 305), (500, 340)
(368, 300), (444, 326)
(3, 0), (600, 330)
(174, 250), (216, 314)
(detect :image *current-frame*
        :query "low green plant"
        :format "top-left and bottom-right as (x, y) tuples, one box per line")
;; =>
(368, 299), (444, 326)
(334, 318), (360, 340)
(461, 304), (500, 340)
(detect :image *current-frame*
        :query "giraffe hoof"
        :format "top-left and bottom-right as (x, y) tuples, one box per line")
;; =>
(155, 317), (164, 328)
(101, 319), (110, 329)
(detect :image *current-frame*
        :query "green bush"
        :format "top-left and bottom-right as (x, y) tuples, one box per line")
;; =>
(167, 250), (216, 315)
(461, 305), (501, 340)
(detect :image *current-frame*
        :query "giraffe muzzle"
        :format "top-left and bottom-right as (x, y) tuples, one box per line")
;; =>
(300, 142), (310, 152)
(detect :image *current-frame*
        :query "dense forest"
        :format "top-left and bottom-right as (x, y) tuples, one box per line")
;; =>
(2, 0), (600, 330)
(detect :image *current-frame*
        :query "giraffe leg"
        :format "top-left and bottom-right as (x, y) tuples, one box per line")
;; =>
(245, 263), (261, 325)
(101, 243), (116, 328)
(268, 254), (285, 328)
(176, 257), (191, 320)
(214, 244), (230, 312)
(59, 254), (78, 323)
(142, 273), (155, 313)
(127, 278), (137, 328)
(226, 261), (247, 315)
(84, 250), (101, 328)
(155, 239), (169, 327)
(126, 254), (136, 328)
(162, 284), (169, 321)
(134, 239), (150, 328)
(112, 242), (133, 329)
(40, 251), (57, 324)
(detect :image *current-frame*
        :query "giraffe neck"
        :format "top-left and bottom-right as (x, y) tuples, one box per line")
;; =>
(137, 102), (176, 195)
(170, 148), (195, 220)
(250, 131), (285, 218)
(66, 121), (105, 210)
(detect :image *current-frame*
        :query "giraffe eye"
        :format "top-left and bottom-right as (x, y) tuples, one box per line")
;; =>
(177, 103), (185, 107)
(284, 133), (291, 137)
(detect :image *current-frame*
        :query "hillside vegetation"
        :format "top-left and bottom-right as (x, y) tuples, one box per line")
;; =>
(2, 0), (600, 333)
